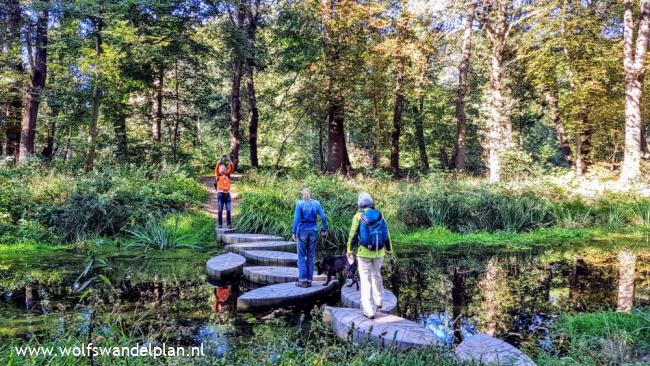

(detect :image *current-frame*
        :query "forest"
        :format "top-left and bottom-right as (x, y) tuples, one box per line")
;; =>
(0, 0), (649, 365)
(0, 0), (648, 180)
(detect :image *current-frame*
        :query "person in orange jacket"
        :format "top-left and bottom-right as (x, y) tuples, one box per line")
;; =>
(215, 155), (235, 228)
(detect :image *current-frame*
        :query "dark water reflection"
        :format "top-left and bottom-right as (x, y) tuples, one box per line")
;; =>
(0, 241), (648, 357)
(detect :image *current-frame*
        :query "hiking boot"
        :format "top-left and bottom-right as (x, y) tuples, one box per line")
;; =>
(365, 314), (375, 320)
(295, 281), (308, 288)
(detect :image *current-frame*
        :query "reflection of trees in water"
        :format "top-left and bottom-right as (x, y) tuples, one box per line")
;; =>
(617, 250), (636, 312)
(384, 247), (649, 343)
(474, 256), (512, 336)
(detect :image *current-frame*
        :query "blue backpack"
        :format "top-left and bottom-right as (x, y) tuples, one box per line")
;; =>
(359, 209), (389, 251)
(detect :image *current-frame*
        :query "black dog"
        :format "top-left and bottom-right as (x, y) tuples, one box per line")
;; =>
(316, 255), (359, 290)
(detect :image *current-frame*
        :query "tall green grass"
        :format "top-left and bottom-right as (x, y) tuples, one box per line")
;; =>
(0, 164), (208, 243)
(538, 310), (650, 365)
(235, 175), (358, 248)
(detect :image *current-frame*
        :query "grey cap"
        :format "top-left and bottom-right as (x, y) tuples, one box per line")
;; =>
(357, 192), (374, 208)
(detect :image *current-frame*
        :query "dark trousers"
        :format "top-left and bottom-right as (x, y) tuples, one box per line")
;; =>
(217, 192), (232, 226)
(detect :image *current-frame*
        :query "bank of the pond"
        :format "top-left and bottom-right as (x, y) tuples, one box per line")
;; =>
(394, 226), (650, 252)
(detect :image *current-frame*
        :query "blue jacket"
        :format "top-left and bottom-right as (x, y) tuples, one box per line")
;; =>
(292, 199), (328, 234)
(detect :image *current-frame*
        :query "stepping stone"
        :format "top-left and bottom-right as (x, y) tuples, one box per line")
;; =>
(243, 266), (326, 285)
(323, 306), (439, 349)
(215, 227), (235, 236)
(237, 280), (338, 311)
(219, 233), (284, 244)
(205, 253), (246, 279)
(340, 281), (398, 314)
(241, 250), (298, 266)
(455, 333), (536, 366)
(225, 241), (296, 254)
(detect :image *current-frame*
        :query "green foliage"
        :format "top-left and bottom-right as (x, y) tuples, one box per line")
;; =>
(126, 214), (198, 252)
(0, 164), (207, 243)
(220, 308), (462, 366)
(538, 310), (650, 365)
(398, 187), (554, 233)
(236, 174), (358, 248)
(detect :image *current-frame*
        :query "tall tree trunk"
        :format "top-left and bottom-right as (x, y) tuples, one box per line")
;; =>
(641, 122), (648, 156)
(544, 90), (572, 163)
(5, 0), (23, 161)
(85, 18), (103, 173)
(318, 116), (326, 171)
(229, 0), (245, 169)
(372, 96), (381, 168)
(246, 70), (259, 168)
(152, 68), (164, 143)
(322, 0), (350, 174)
(575, 111), (592, 175)
(18, 1), (49, 164)
(620, 0), (650, 182)
(246, 0), (260, 168)
(390, 63), (405, 175)
(327, 96), (349, 174)
(617, 250), (636, 313)
(484, 0), (511, 183)
(172, 62), (181, 160)
(414, 95), (429, 171)
(454, 0), (477, 171)
(113, 104), (128, 160)
(230, 58), (243, 169)
(41, 114), (56, 160)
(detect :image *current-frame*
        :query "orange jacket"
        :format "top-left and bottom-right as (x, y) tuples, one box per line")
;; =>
(215, 162), (234, 192)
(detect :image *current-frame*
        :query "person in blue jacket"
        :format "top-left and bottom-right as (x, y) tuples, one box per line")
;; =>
(291, 188), (328, 288)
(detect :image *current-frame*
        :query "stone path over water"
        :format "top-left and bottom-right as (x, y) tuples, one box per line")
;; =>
(200, 176), (536, 365)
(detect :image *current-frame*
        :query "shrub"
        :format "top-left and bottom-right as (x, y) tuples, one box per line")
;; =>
(628, 200), (650, 226)
(422, 189), (553, 233)
(126, 215), (198, 252)
(396, 191), (433, 228)
(44, 189), (130, 241)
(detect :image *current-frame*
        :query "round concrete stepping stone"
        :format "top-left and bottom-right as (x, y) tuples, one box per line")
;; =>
(225, 241), (296, 254)
(323, 306), (439, 349)
(237, 280), (338, 310)
(340, 281), (398, 314)
(241, 250), (298, 266)
(205, 253), (246, 279)
(455, 333), (536, 366)
(243, 266), (326, 285)
(219, 233), (284, 244)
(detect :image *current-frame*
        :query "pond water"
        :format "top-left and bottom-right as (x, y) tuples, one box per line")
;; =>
(0, 236), (648, 359)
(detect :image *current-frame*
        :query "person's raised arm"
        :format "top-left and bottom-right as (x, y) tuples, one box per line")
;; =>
(227, 162), (234, 175)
